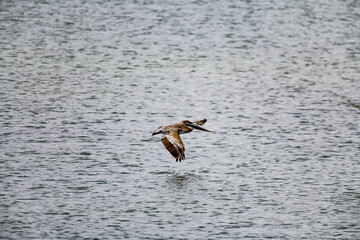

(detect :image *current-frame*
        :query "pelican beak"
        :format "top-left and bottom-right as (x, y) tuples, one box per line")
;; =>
(187, 122), (211, 132)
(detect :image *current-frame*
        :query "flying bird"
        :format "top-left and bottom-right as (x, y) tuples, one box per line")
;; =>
(152, 119), (211, 162)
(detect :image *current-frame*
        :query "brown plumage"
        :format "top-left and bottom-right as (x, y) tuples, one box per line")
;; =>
(152, 119), (211, 162)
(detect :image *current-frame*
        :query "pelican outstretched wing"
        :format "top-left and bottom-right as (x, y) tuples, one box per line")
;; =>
(161, 131), (185, 162)
(194, 118), (207, 126)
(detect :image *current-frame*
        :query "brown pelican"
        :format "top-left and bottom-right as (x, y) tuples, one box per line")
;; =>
(152, 119), (211, 162)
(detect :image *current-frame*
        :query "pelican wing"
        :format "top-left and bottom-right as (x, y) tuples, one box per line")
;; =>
(194, 118), (207, 126)
(161, 131), (185, 162)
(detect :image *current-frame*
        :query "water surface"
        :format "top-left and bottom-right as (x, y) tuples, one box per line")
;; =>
(1, 0), (359, 239)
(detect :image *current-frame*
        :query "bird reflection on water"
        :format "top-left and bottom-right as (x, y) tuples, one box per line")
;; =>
(165, 173), (199, 188)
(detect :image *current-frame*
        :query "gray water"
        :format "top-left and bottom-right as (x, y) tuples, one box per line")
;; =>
(1, 0), (360, 239)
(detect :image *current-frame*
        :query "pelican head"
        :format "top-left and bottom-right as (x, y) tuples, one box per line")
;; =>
(182, 120), (211, 132)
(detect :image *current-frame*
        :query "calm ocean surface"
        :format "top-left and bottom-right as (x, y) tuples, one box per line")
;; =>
(1, 0), (359, 239)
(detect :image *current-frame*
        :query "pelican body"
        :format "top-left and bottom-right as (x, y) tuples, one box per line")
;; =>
(152, 119), (211, 162)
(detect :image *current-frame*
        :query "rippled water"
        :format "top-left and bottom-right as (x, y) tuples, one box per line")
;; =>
(1, 0), (359, 239)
